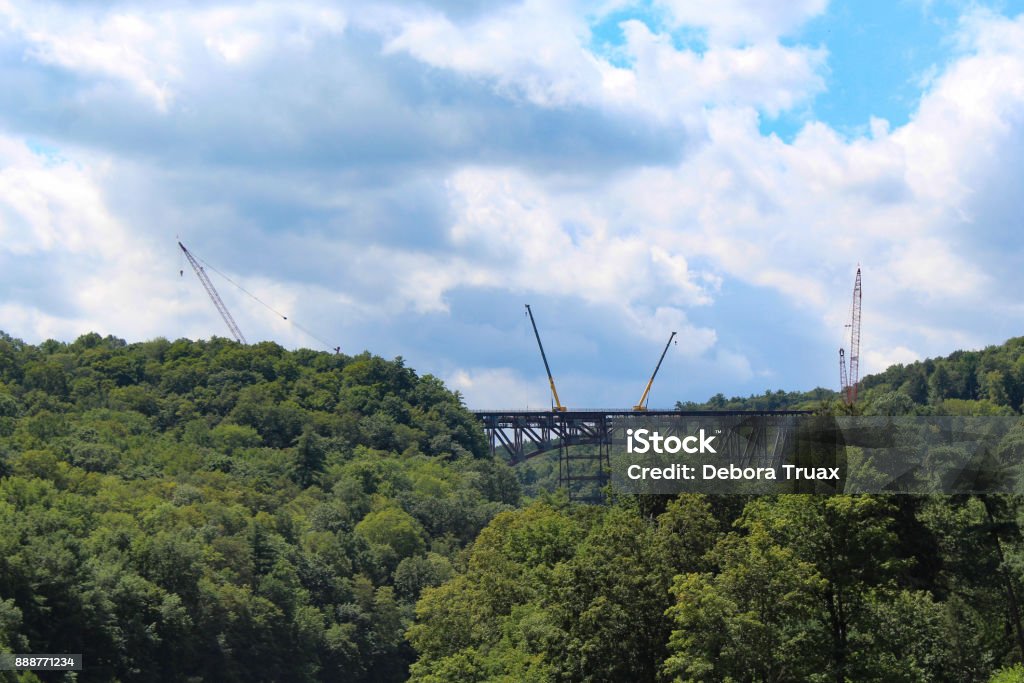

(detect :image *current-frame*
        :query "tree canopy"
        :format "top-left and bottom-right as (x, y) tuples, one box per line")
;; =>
(4, 331), (1024, 682)
(0, 332), (517, 682)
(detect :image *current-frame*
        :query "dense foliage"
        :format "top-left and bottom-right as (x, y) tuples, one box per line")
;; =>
(4, 331), (1024, 682)
(0, 332), (518, 682)
(677, 336), (1024, 416)
(413, 338), (1024, 682)
(408, 491), (1024, 682)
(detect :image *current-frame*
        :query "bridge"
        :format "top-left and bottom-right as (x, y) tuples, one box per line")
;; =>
(473, 409), (812, 501)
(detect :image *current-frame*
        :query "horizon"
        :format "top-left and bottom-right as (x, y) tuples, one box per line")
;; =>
(2, 0), (1024, 408)
(6, 325), (1020, 410)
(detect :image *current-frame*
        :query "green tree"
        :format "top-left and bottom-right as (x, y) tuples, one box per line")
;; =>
(355, 508), (427, 562)
(664, 526), (826, 682)
(741, 496), (904, 682)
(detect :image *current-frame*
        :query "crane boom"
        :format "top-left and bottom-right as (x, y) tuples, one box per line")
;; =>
(179, 241), (247, 344)
(634, 331), (676, 411)
(525, 304), (566, 411)
(838, 266), (862, 405)
(839, 348), (848, 400)
(847, 267), (862, 403)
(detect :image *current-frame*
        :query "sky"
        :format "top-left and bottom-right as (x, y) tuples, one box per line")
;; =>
(2, 0), (1024, 409)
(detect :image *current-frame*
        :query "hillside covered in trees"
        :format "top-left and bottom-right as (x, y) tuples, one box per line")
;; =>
(3, 331), (1024, 682)
(0, 332), (518, 681)
(678, 336), (1024, 416)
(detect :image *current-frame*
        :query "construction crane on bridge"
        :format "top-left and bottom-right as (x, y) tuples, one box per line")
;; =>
(525, 304), (567, 412)
(838, 266), (862, 404)
(179, 241), (247, 344)
(633, 331), (676, 411)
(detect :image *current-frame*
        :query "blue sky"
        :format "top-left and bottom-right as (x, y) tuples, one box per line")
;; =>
(1, 0), (1024, 409)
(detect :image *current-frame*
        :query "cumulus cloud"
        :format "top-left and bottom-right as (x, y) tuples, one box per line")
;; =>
(0, 132), (348, 348)
(655, 0), (827, 44)
(380, 0), (604, 108)
(617, 19), (826, 118)
(380, 0), (826, 122)
(0, 134), (196, 340)
(0, 3), (348, 117)
(446, 367), (549, 409)
(570, 5), (1024, 380)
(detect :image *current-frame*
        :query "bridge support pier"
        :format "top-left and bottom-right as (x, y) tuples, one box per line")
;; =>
(557, 424), (612, 503)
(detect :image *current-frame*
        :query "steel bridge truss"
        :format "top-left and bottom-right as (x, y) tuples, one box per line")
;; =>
(475, 409), (811, 502)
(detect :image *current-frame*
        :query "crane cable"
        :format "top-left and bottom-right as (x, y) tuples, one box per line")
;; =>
(186, 246), (338, 352)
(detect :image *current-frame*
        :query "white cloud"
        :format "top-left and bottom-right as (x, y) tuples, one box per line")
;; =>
(0, 302), (93, 343)
(572, 8), (1024, 377)
(446, 166), (715, 307)
(447, 367), (549, 409)
(12, 10), (181, 111)
(0, 2), (347, 111)
(655, 0), (827, 44)
(0, 133), (262, 343)
(618, 20), (826, 118)
(0, 132), (366, 351)
(442, 166), (720, 352)
(382, 0), (607, 109)
(864, 346), (923, 375)
(380, 0), (826, 122)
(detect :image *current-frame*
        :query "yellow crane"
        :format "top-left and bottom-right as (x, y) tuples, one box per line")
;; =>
(525, 304), (567, 412)
(633, 331), (676, 411)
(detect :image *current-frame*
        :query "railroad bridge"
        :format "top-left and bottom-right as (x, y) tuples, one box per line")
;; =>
(473, 409), (811, 501)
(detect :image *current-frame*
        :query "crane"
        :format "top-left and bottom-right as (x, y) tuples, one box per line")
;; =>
(839, 348), (848, 401)
(838, 266), (862, 404)
(525, 304), (566, 412)
(633, 331), (676, 411)
(179, 241), (247, 344)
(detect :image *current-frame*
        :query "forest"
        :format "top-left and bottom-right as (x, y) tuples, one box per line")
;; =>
(2, 331), (1024, 681)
